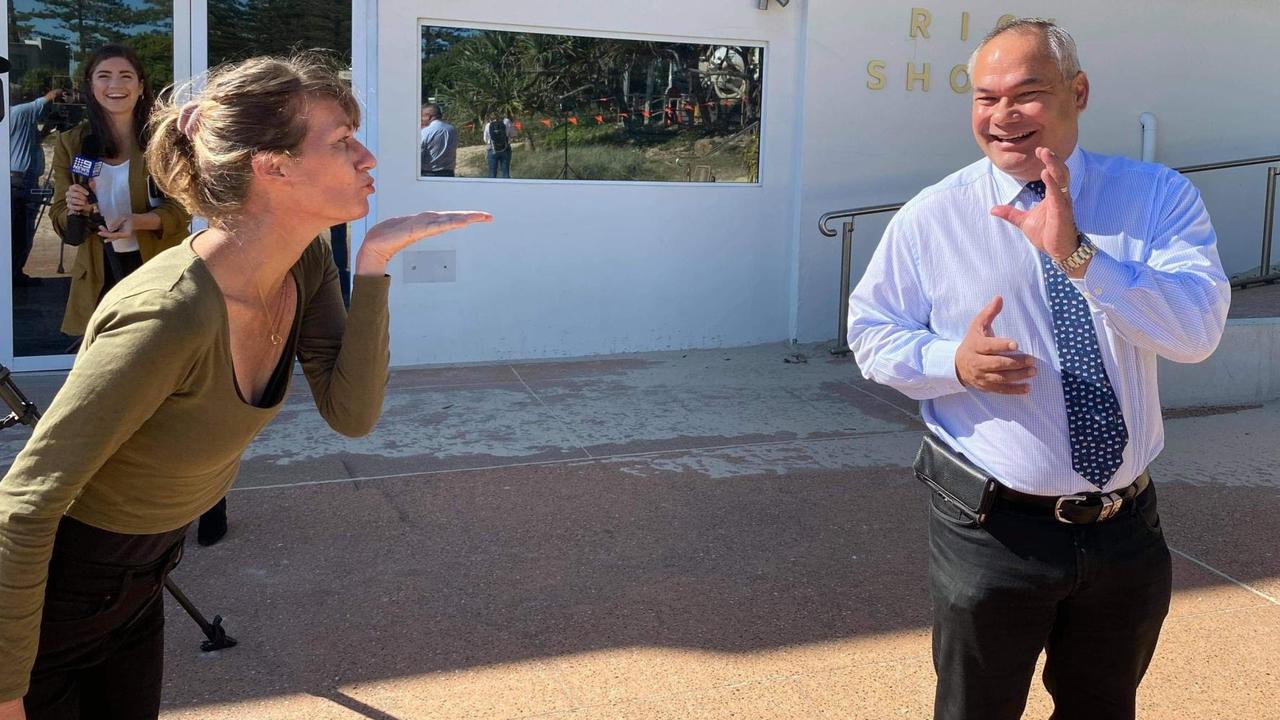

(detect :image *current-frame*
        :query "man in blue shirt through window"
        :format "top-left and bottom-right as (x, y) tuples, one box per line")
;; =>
(420, 103), (458, 177)
(9, 82), (64, 286)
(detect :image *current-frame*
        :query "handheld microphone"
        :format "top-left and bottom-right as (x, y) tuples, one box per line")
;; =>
(63, 155), (104, 247)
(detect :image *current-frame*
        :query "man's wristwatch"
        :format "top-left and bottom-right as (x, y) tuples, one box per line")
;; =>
(1055, 232), (1097, 273)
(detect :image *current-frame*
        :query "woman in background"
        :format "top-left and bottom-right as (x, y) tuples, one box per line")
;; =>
(51, 44), (190, 337)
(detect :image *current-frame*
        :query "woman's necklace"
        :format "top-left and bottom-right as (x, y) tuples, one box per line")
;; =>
(256, 277), (288, 345)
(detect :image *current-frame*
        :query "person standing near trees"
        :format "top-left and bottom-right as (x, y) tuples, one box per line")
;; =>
(419, 103), (458, 177)
(483, 113), (515, 178)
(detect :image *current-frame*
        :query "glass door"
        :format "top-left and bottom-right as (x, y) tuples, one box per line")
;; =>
(3, 0), (188, 369)
(1, 0), (357, 367)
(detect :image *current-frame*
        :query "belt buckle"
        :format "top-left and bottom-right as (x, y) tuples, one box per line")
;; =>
(1097, 492), (1123, 521)
(1054, 495), (1088, 524)
(1054, 492), (1124, 524)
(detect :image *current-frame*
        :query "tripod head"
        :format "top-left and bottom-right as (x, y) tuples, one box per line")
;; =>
(0, 364), (40, 429)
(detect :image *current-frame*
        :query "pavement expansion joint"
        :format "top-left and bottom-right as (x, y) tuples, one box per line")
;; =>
(1168, 546), (1280, 606)
(509, 365), (596, 460)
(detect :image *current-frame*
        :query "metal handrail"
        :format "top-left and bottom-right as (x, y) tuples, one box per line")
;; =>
(819, 202), (904, 238)
(821, 153), (1280, 353)
(1174, 154), (1280, 175)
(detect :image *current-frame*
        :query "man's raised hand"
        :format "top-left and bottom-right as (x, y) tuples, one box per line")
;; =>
(989, 147), (1082, 269)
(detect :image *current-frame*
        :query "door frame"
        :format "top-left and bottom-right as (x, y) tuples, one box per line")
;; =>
(1, 0), (197, 370)
(0, 0), (370, 370)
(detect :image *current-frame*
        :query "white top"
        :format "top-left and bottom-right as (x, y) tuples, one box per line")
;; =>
(95, 160), (138, 252)
(847, 147), (1230, 496)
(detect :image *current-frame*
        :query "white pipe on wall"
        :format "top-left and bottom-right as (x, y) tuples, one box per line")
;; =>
(1139, 112), (1157, 162)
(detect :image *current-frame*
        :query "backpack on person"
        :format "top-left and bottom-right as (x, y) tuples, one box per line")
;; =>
(488, 120), (510, 153)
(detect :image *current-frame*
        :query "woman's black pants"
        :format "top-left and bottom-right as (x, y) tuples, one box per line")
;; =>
(24, 516), (187, 720)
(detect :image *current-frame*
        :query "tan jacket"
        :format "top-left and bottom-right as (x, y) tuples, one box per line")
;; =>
(50, 122), (191, 335)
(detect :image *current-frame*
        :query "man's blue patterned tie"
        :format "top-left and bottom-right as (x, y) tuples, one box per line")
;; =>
(1026, 180), (1127, 488)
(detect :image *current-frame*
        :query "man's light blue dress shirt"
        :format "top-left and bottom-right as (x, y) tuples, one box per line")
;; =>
(847, 147), (1230, 495)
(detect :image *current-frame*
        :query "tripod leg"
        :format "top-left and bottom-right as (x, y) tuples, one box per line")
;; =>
(164, 577), (238, 651)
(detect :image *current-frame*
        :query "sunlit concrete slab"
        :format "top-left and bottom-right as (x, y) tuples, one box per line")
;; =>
(0, 342), (1274, 719)
(155, 415), (1276, 720)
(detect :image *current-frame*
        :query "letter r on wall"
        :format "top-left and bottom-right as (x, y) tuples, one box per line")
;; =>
(910, 7), (932, 38)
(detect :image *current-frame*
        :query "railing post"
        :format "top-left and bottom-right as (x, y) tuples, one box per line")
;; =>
(833, 220), (855, 355)
(1261, 166), (1277, 281)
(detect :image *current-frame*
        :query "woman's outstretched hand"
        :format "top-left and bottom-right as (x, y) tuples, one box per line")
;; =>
(355, 211), (492, 276)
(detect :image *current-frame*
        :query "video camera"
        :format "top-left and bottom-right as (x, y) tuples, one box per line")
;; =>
(47, 101), (86, 134)
(46, 76), (85, 133)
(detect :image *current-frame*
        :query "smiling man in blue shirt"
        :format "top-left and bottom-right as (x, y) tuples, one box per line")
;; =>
(847, 19), (1229, 720)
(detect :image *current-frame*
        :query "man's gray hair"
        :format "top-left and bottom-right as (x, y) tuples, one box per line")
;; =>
(423, 102), (443, 118)
(966, 18), (1081, 83)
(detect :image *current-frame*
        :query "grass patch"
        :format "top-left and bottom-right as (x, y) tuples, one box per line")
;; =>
(518, 144), (670, 181)
(454, 127), (756, 182)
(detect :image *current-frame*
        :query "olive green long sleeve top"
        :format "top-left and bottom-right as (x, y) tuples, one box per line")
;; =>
(0, 234), (390, 700)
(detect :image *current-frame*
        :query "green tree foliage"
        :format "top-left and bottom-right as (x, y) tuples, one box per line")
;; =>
(16, 66), (56, 99)
(9, 0), (173, 98)
(420, 28), (764, 143)
(25, 0), (136, 63)
(9, 0), (32, 43)
(207, 0), (351, 66)
(129, 31), (173, 90)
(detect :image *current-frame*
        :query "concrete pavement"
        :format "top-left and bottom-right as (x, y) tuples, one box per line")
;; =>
(1, 340), (1277, 719)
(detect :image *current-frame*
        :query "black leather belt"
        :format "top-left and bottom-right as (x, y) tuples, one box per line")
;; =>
(998, 471), (1151, 524)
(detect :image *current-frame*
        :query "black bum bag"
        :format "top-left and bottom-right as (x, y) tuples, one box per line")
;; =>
(912, 433), (1000, 524)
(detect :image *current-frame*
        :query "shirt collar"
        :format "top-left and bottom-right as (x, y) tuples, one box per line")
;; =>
(991, 145), (1086, 205)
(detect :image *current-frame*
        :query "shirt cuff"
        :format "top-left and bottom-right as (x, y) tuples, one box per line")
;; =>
(921, 338), (966, 395)
(349, 272), (391, 305)
(1069, 246), (1131, 307)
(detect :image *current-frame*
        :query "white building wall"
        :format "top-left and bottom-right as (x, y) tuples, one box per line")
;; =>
(368, 0), (1277, 365)
(794, 0), (1280, 343)
(372, 0), (805, 365)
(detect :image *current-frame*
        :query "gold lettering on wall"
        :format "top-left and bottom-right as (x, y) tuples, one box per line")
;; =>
(866, 60), (887, 90)
(910, 7), (933, 38)
(907, 62), (931, 91)
(863, 9), (1022, 95)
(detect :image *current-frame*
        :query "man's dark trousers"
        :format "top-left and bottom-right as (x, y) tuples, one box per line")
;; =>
(929, 483), (1172, 720)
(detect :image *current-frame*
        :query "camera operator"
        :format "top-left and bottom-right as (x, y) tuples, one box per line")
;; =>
(8, 83), (64, 286)
(51, 44), (190, 337)
(0, 52), (490, 720)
